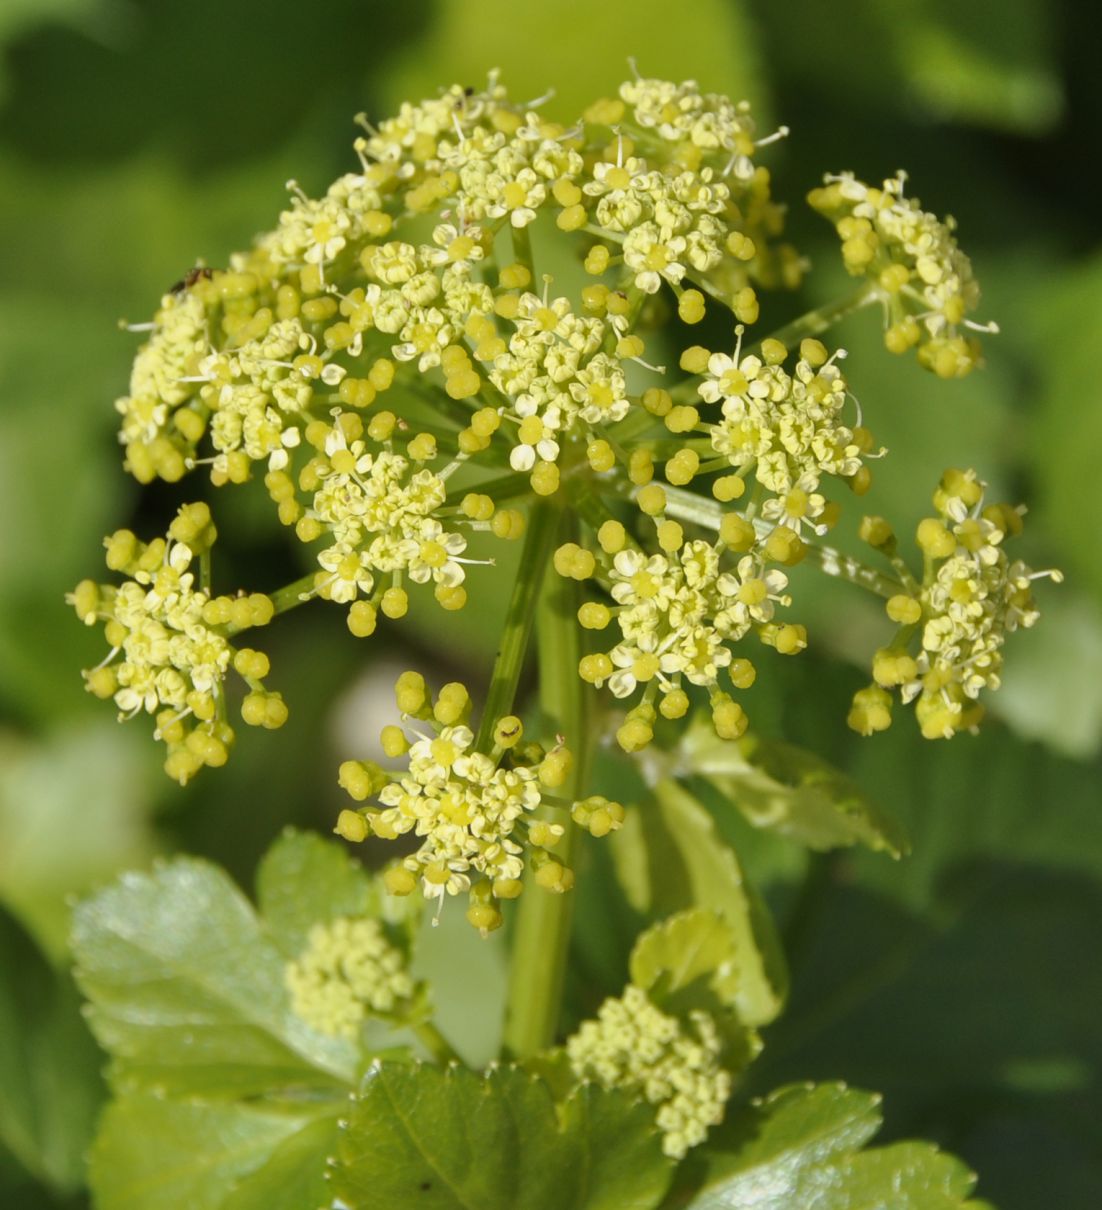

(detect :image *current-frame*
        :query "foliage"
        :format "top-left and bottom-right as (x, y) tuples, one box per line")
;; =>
(0, 1), (1097, 1208)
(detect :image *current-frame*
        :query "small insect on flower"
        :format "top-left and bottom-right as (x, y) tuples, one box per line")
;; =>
(168, 265), (215, 294)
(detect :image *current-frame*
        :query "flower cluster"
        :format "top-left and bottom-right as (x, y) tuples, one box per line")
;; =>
(849, 469), (1061, 739)
(284, 916), (415, 1039)
(113, 70), (797, 499)
(69, 503), (283, 783)
(280, 410), (525, 634)
(335, 675), (624, 931)
(809, 172), (993, 378)
(566, 984), (731, 1159)
(81, 70), (1059, 798)
(563, 511), (802, 750)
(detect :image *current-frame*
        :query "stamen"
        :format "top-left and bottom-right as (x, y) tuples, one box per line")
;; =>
(754, 125), (790, 148)
(524, 85), (556, 109)
(91, 645), (122, 673)
(153, 705), (194, 741)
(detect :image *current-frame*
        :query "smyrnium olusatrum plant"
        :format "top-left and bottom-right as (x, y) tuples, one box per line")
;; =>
(68, 70), (1059, 1208)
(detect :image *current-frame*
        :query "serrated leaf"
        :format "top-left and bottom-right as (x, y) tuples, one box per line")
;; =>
(611, 780), (787, 1026)
(334, 1062), (672, 1210)
(256, 827), (398, 959)
(89, 1095), (337, 1210)
(72, 857), (358, 1096)
(0, 905), (104, 1191)
(685, 1082), (979, 1209)
(680, 718), (908, 858)
(629, 909), (741, 1008)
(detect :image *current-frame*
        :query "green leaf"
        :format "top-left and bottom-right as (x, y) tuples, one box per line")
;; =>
(629, 909), (742, 1009)
(1031, 252), (1102, 606)
(881, 0), (1063, 135)
(89, 1095), (338, 1210)
(0, 722), (156, 958)
(611, 779), (787, 1026)
(0, 293), (133, 727)
(334, 1062), (672, 1210)
(685, 1082), (980, 1209)
(256, 827), (389, 959)
(680, 718), (909, 858)
(72, 856), (358, 1096)
(989, 588), (1102, 759)
(0, 904), (104, 1192)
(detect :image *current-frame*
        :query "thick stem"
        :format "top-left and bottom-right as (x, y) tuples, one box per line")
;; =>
(473, 499), (559, 752)
(502, 512), (590, 1058)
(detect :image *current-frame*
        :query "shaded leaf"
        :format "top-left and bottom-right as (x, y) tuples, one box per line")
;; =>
(0, 905), (104, 1192)
(0, 722), (156, 957)
(89, 1095), (337, 1210)
(992, 588), (1102, 759)
(1031, 252), (1102, 606)
(685, 1082), (980, 1209)
(410, 896), (509, 1068)
(680, 718), (908, 858)
(72, 857), (358, 1096)
(334, 1062), (671, 1210)
(882, 0), (1063, 134)
(611, 780), (787, 1026)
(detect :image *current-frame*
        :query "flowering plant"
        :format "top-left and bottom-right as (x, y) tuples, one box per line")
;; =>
(68, 70), (1058, 1207)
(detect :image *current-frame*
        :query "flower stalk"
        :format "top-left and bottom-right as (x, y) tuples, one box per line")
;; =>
(503, 509), (590, 1058)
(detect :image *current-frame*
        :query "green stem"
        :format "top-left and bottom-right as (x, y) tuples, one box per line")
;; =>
(511, 223), (536, 280)
(267, 573), (318, 616)
(223, 571), (317, 638)
(413, 1019), (461, 1065)
(761, 281), (880, 350)
(608, 404), (663, 445)
(658, 484), (904, 599)
(503, 516), (590, 1058)
(473, 500), (559, 751)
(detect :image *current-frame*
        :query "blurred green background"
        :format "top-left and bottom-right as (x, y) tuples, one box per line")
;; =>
(0, 1), (1098, 1206)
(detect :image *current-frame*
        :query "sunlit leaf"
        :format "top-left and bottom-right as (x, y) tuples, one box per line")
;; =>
(72, 857), (358, 1096)
(256, 827), (384, 959)
(334, 1061), (671, 1210)
(89, 1095), (338, 1210)
(684, 1082), (981, 1209)
(679, 717), (908, 858)
(629, 909), (741, 1008)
